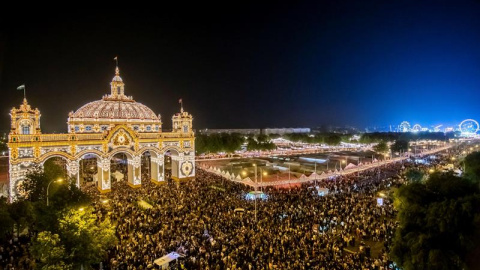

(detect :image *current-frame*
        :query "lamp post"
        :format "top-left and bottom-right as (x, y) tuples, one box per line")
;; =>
(253, 164), (257, 224)
(46, 178), (63, 206)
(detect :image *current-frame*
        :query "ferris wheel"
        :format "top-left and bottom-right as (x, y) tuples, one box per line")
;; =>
(399, 121), (411, 132)
(412, 124), (422, 132)
(459, 119), (479, 135)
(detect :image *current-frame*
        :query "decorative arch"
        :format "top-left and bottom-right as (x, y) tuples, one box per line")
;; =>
(161, 145), (183, 156)
(137, 146), (162, 158)
(38, 151), (73, 164)
(108, 147), (135, 159)
(75, 149), (104, 160)
(105, 124), (138, 142)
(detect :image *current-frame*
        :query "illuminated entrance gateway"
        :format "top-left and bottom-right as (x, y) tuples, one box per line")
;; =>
(7, 65), (195, 199)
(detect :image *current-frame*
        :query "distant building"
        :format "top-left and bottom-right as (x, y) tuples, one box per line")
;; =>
(263, 128), (310, 135)
(198, 128), (311, 136)
(198, 129), (261, 135)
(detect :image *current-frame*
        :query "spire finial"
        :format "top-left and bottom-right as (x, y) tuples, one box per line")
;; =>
(179, 98), (183, 113)
(114, 56), (119, 75)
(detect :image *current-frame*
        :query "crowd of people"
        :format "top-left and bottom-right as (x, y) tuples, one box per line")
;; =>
(0, 147), (455, 270)
(87, 159), (418, 270)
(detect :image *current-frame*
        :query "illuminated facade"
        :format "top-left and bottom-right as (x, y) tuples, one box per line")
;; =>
(8, 66), (195, 199)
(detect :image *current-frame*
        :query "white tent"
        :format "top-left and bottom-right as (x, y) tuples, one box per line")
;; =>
(344, 163), (357, 170)
(154, 252), (182, 269)
(111, 170), (124, 181)
(308, 172), (320, 180)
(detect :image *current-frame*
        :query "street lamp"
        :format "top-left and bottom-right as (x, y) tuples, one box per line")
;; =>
(46, 178), (63, 206)
(252, 164), (258, 224)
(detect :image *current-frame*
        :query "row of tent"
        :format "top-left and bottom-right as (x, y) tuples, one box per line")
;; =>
(199, 162), (374, 185)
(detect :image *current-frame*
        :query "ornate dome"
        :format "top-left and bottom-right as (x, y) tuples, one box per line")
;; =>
(67, 64), (162, 133)
(70, 99), (160, 121)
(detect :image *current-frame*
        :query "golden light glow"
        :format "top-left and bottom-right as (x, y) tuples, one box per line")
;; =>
(429, 169), (435, 173)
(263, 171), (267, 176)
(79, 208), (84, 211)
(242, 171), (247, 176)
(7, 65), (196, 198)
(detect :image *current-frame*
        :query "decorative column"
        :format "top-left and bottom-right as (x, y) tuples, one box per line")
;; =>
(8, 162), (32, 201)
(177, 152), (195, 180)
(170, 154), (182, 180)
(97, 158), (111, 193)
(66, 160), (80, 187)
(151, 155), (164, 184)
(127, 155), (141, 188)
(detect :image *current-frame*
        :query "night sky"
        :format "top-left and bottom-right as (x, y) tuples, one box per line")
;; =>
(1, 2), (480, 133)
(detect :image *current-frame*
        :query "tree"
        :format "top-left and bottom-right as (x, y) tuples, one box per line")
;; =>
(404, 168), (425, 183)
(324, 134), (341, 146)
(391, 140), (409, 153)
(0, 198), (14, 239)
(19, 159), (65, 203)
(373, 141), (388, 153)
(31, 231), (71, 270)
(7, 200), (34, 237)
(463, 152), (480, 185)
(58, 208), (117, 268)
(391, 172), (480, 270)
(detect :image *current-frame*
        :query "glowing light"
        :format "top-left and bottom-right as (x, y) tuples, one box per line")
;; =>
(459, 119), (479, 136)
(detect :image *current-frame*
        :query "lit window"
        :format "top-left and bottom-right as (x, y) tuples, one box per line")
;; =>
(22, 125), (30, 134)
(146, 126), (151, 131)
(101, 126), (108, 131)
(183, 125), (188, 133)
(133, 126), (139, 131)
(86, 126), (92, 131)
(75, 126), (80, 132)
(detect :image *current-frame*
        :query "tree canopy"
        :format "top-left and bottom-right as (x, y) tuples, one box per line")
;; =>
(195, 133), (245, 154)
(391, 139), (409, 153)
(463, 151), (480, 185)
(391, 172), (480, 270)
(373, 141), (389, 154)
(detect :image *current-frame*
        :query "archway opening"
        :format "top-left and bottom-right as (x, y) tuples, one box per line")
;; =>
(79, 154), (98, 188)
(164, 149), (179, 181)
(110, 153), (128, 184)
(43, 157), (68, 180)
(141, 151), (151, 181)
